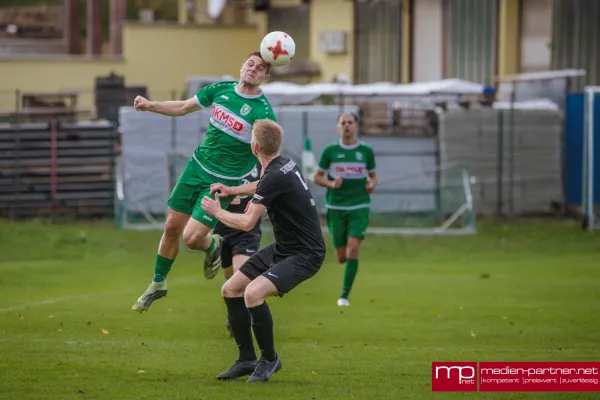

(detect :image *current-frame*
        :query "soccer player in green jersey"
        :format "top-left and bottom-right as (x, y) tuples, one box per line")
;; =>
(131, 52), (277, 312)
(313, 112), (378, 307)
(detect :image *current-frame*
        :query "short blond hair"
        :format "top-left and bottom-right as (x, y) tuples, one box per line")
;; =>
(252, 119), (283, 156)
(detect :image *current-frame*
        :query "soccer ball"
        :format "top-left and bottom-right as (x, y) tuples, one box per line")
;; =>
(260, 31), (296, 67)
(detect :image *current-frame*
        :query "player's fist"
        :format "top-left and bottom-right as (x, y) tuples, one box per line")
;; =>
(210, 183), (233, 197)
(134, 96), (151, 111)
(201, 193), (221, 216)
(366, 180), (376, 194)
(331, 177), (343, 189)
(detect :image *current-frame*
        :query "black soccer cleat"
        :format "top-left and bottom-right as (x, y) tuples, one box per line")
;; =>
(203, 234), (223, 280)
(216, 358), (258, 380)
(246, 355), (282, 383)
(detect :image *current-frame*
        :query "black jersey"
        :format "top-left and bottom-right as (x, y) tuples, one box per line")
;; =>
(214, 164), (262, 237)
(251, 156), (326, 257)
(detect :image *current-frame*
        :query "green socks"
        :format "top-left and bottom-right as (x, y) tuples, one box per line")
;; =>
(204, 236), (216, 254)
(340, 259), (359, 299)
(153, 254), (174, 282)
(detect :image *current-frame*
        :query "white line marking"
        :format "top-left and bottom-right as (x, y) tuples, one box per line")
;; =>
(0, 277), (200, 313)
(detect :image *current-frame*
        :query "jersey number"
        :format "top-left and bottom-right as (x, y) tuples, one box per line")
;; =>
(295, 171), (308, 190)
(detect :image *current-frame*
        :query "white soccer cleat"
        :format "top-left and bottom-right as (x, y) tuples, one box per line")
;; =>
(337, 298), (350, 307)
(132, 280), (168, 312)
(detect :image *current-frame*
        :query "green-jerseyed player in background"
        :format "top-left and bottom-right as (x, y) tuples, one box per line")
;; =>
(313, 112), (378, 307)
(131, 52), (277, 312)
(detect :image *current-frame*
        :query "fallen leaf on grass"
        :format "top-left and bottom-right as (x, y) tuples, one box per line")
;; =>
(163, 378), (170, 382)
(18, 314), (25, 319)
(137, 370), (146, 374)
(311, 370), (317, 374)
(101, 329), (109, 335)
(470, 330), (476, 338)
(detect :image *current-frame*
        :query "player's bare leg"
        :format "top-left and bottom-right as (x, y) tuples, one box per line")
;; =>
(132, 208), (189, 312)
(244, 276), (282, 383)
(224, 254), (251, 335)
(183, 218), (224, 279)
(337, 237), (362, 307)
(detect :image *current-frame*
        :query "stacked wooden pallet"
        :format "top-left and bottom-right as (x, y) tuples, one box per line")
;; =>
(0, 120), (117, 219)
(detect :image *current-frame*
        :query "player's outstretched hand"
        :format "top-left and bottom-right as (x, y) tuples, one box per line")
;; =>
(201, 192), (222, 216)
(134, 96), (151, 111)
(331, 177), (343, 189)
(210, 183), (233, 197)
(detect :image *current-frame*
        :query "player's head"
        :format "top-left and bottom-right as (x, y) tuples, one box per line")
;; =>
(240, 51), (271, 87)
(251, 119), (283, 158)
(336, 112), (359, 139)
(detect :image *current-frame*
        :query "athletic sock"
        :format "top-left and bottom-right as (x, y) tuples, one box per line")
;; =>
(248, 302), (276, 361)
(224, 297), (256, 361)
(153, 254), (174, 282)
(204, 236), (216, 254)
(340, 258), (359, 299)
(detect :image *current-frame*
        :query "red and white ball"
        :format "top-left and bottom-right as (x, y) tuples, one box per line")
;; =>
(260, 31), (296, 67)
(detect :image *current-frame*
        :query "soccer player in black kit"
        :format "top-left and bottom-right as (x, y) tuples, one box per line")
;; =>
(201, 119), (326, 383)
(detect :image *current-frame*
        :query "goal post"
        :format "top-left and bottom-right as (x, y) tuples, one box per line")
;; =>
(582, 86), (600, 231)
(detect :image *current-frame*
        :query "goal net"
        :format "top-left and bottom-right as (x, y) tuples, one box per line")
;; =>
(116, 151), (475, 235)
(582, 86), (600, 230)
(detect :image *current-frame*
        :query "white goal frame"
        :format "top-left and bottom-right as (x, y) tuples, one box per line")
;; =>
(583, 86), (599, 230)
(116, 153), (477, 236)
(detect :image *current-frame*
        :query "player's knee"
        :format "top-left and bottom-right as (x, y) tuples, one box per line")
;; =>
(346, 238), (361, 259)
(164, 217), (184, 238)
(222, 280), (243, 298)
(244, 285), (264, 307)
(182, 230), (204, 250)
(346, 245), (359, 259)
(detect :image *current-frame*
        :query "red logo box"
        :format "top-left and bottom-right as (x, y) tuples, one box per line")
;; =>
(432, 362), (478, 392)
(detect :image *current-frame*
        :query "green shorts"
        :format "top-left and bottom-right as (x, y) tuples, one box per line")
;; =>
(167, 158), (239, 229)
(326, 207), (370, 249)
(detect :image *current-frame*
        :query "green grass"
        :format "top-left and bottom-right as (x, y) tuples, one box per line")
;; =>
(0, 218), (599, 399)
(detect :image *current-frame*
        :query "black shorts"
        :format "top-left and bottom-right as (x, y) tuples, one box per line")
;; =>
(239, 243), (324, 296)
(220, 230), (261, 268)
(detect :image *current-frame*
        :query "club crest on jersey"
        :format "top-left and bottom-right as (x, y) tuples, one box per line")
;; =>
(250, 166), (259, 178)
(240, 104), (252, 116)
(356, 151), (363, 161)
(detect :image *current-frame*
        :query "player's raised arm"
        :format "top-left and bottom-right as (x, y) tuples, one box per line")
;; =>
(133, 96), (200, 117)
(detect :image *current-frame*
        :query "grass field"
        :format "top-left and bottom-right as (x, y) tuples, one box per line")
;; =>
(0, 218), (599, 400)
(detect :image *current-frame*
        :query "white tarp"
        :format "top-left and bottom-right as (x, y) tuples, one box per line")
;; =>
(260, 78), (485, 97)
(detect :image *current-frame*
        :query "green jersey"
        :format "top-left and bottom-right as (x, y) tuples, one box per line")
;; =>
(194, 81), (276, 179)
(318, 141), (376, 210)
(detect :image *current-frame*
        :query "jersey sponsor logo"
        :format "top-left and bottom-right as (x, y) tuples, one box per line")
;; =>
(240, 103), (252, 116)
(212, 105), (244, 132)
(330, 162), (368, 179)
(337, 154), (345, 158)
(221, 95), (229, 100)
